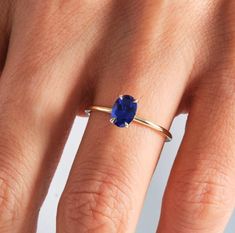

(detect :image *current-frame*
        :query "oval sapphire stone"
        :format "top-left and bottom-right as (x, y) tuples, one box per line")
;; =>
(111, 95), (137, 127)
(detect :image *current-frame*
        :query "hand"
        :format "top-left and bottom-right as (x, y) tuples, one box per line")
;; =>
(0, 1), (235, 232)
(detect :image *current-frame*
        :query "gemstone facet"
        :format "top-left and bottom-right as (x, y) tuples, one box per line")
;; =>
(111, 95), (137, 127)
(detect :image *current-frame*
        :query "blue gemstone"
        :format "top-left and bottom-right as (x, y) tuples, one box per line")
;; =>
(111, 95), (137, 127)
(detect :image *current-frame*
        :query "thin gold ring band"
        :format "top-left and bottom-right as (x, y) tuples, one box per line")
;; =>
(86, 106), (172, 142)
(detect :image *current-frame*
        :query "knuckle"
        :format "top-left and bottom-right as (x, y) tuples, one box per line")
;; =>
(162, 156), (235, 232)
(170, 163), (233, 219)
(58, 160), (133, 232)
(0, 173), (22, 225)
(0, 135), (31, 228)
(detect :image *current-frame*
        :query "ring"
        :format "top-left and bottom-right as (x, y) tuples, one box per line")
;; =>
(85, 95), (172, 142)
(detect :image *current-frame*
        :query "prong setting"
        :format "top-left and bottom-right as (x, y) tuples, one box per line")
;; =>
(124, 122), (129, 128)
(110, 118), (116, 124)
(119, 95), (123, 100)
(85, 109), (91, 116)
(133, 99), (139, 103)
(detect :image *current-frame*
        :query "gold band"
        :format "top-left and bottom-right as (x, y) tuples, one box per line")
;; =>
(85, 105), (172, 142)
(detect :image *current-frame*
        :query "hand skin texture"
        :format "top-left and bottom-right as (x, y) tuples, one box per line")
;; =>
(0, 0), (235, 233)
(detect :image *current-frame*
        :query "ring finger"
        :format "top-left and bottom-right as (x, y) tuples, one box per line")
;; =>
(56, 3), (194, 231)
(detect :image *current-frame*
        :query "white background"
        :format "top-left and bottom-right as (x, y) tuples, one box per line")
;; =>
(37, 115), (235, 233)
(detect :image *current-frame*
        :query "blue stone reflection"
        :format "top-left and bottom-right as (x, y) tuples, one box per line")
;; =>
(111, 95), (137, 127)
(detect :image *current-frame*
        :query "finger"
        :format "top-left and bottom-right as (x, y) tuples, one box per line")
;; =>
(157, 79), (235, 233)
(57, 82), (182, 233)
(0, 1), (108, 232)
(56, 2), (201, 232)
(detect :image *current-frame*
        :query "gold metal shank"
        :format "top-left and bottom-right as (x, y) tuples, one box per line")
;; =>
(86, 105), (172, 142)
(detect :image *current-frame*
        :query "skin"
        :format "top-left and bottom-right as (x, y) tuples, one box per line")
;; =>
(0, 0), (235, 232)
